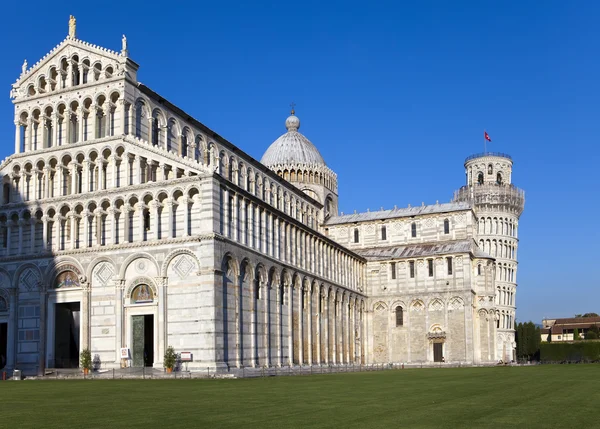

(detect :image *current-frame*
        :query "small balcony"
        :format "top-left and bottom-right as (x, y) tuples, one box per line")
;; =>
(453, 183), (525, 215)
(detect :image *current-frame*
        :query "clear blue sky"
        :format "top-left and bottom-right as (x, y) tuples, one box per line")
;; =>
(1, 1), (598, 322)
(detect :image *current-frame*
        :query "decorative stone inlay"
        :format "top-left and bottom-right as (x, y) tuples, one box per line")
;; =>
(429, 299), (443, 312)
(94, 262), (115, 286)
(411, 300), (424, 312)
(20, 268), (40, 291)
(427, 331), (447, 340)
(172, 255), (194, 279)
(449, 297), (465, 310)
(136, 260), (147, 273)
(374, 302), (386, 312)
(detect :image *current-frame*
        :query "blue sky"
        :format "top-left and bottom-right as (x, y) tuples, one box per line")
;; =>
(1, 1), (598, 322)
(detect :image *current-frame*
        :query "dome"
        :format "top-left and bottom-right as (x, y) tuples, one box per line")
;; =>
(261, 113), (326, 167)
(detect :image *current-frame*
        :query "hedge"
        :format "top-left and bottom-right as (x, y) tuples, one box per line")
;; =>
(540, 341), (600, 362)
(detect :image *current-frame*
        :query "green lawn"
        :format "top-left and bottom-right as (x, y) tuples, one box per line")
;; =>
(1, 365), (598, 428)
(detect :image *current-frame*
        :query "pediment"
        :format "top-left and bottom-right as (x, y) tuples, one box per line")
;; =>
(11, 36), (128, 100)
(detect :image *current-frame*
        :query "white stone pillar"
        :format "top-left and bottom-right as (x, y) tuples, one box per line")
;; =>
(114, 280), (125, 364)
(82, 211), (90, 248)
(6, 288), (17, 370)
(41, 216), (48, 251)
(138, 204), (145, 241)
(14, 121), (21, 154)
(307, 285), (312, 365)
(17, 220), (24, 255)
(77, 108), (84, 143)
(97, 160), (104, 191)
(108, 208), (116, 245)
(123, 206), (130, 243)
(166, 201), (174, 239)
(182, 197), (190, 237)
(128, 103), (135, 136)
(150, 202), (159, 240)
(29, 219), (36, 253)
(109, 155), (117, 188)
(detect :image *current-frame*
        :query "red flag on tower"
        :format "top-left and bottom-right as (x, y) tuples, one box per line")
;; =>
(484, 131), (492, 142)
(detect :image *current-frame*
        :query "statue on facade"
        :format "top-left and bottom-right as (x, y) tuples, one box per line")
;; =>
(21, 60), (27, 75)
(69, 15), (76, 38)
(122, 34), (128, 51)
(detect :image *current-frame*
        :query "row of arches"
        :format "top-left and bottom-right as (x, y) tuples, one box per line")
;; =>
(24, 53), (117, 97)
(497, 286), (515, 307)
(495, 262), (516, 283)
(479, 239), (517, 260)
(478, 216), (518, 237)
(275, 165), (337, 192)
(3, 144), (194, 204)
(0, 185), (201, 255)
(220, 188), (363, 290)
(16, 92), (121, 153)
(221, 254), (366, 367)
(131, 96), (323, 225)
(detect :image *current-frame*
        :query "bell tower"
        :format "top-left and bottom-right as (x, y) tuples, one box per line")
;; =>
(454, 152), (525, 362)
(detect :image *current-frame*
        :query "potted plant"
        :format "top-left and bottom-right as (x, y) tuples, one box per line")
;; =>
(164, 346), (177, 373)
(80, 348), (92, 375)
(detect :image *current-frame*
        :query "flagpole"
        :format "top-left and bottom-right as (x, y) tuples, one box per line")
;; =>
(484, 130), (486, 154)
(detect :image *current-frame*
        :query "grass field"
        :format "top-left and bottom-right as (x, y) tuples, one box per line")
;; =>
(1, 365), (598, 428)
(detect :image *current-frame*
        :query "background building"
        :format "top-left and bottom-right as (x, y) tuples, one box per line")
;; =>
(0, 20), (524, 375)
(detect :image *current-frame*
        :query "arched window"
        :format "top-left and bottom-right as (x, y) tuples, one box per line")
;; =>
(0, 296), (7, 312)
(181, 134), (188, 157)
(488, 164), (493, 175)
(411, 222), (417, 238)
(496, 172), (503, 185)
(477, 172), (484, 185)
(151, 118), (159, 146)
(131, 284), (153, 304)
(477, 264), (482, 275)
(381, 225), (387, 240)
(443, 218), (450, 234)
(3, 184), (10, 204)
(395, 306), (403, 326)
(353, 228), (359, 243)
(390, 262), (396, 280)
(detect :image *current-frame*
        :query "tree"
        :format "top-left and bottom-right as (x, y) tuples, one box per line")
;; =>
(583, 313), (599, 318)
(516, 321), (541, 361)
(574, 328), (581, 340)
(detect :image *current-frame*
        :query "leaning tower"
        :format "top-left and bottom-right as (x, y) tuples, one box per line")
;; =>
(453, 152), (525, 361)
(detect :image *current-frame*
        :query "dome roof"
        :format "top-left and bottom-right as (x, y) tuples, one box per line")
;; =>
(260, 113), (326, 167)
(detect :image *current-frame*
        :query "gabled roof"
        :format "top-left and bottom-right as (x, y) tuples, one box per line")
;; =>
(325, 202), (471, 226)
(355, 239), (492, 261)
(12, 35), (125, 93)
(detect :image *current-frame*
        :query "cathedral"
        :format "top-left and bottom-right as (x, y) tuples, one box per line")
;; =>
(0, 19), (524, 375)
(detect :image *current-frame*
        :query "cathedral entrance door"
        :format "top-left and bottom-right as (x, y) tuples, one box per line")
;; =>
(0, 323), (7, 370)
(132, 315), (154, 367)
(433, 342), (443, 362)
(54, 302), (81, 368)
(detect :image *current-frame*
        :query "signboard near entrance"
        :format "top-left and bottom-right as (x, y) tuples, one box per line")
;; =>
(180, 352), (192, 362)
(120, 348), (130, 359)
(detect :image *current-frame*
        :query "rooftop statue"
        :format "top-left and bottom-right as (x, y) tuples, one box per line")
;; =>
(69, 15), (76, 38)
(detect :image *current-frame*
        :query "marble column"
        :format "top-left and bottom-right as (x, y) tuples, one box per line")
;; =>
(37, 288), (47, 376)
(114, 280), (125, 365)
(14, 121), (21, 154)
(6, 288), (17, 370)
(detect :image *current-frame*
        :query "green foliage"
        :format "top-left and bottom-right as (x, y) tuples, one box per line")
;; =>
(79, 348), (92, 370)
(575, 313), (599, 318)
(540, 342), (600, 362)
(164, 345), (177, 369)
(587, 325), (600, 339)
(574, 329), (581, 340)
(515, 321), (541, 361)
